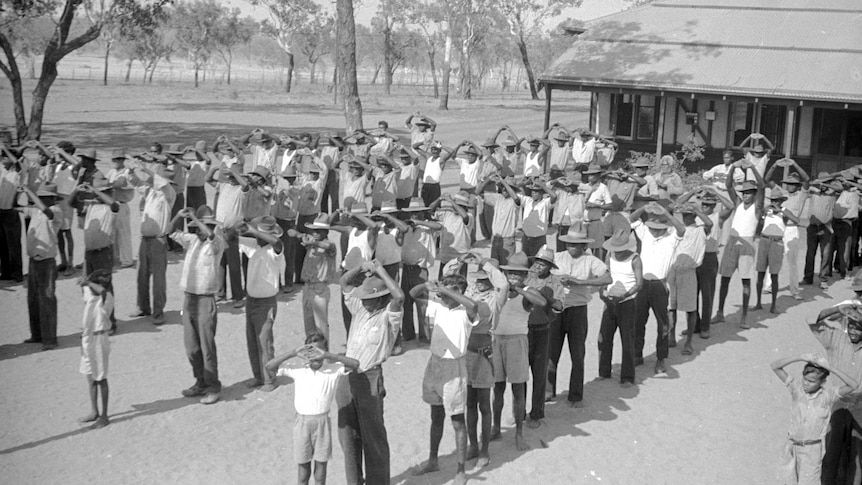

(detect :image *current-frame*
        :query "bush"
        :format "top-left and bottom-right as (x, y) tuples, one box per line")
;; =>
(624, 134), (705, 189)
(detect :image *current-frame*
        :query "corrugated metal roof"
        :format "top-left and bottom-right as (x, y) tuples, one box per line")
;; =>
(541, 0), (862, 103)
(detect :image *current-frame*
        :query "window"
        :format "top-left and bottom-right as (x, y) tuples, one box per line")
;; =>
(730, 102), (786, 153)
(815, 109), (862, 158)
(611, 94), (659, 141)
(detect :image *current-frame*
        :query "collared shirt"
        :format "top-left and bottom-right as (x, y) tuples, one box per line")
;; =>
(426, 300), (477, 359)
(344, 294), (402, 372)
(277, 363), (348, 415)
(436, 208), (472, 262)
(318, 146), (341, 171)
(586, 182), (612, 220)
(519, 194), (552, 238)
(371, 169), (398, 208)
(639, 173), (683, 200)
(296, 177), (324, 216)
(812, 306), (862, 401)
(186, 160), (208, 187)
(552, 251), (607, 308)
(396, 163), (419, 199)
(139, 176), (177, 237)
(783, 191), (810, 228)
(106, 167), (135, 203)
(490, 196), (518, 237)
(272, 178), (298, 220)
(401, 224), (436, 268)
(523, 274), (558, 326)
(458, 158), (482, 189)
(672, 224), (706, 270)
(301, 244), (337, 283)
(495, 293), (530, 336)
(548, 144), (572, 171)
(411, 127), (433, 149)
(82, 287), (114, 335)
(633, 220), (682, 280)
(0, 164), (21, 210)
(699, 212), (721, 253)
(171, 231), (227, 295)
(552, 190), (585, 226)
(22, 206), (61, 260)
(571, 137), (596, 166)
(215, 182), (245, 229)
(702, 163), (744, 190)
(244, 186), (272, 220)
(784, 375), (840, 441)
(83, 203), (116, 250)
(606, 178), (638, 212)
(809, 192), (837, 226)
(251, 144), (279, 173)
(239, 238), (284, 298)
(835, 189), (860, 220)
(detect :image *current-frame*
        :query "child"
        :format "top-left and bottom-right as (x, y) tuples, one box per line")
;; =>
(484, 175), (520, 264)
(518, 179), (557, 257)
(429, 193), (475, 279)
(297, 214), (337, 341)
(78, 269), (114, 429)
(266, 333), (359, 485)
(409, 275), (480, 485)
(399, 197), (442, 343)
(755, 187), (799, 313)
(771, 354), (858, 485)
(667, 203), (710, 355)
(329, 202), (377, 332)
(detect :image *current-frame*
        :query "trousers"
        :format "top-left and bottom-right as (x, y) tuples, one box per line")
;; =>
(400, 264), (429, 340)
(246, 295), (276, 386)
(598, 297), (637, 383)
(804, 223), (834, 283)
(276, 218), (297, 285)
(27, 258), (57, 345)
(0, 209), (22, 280)
(338, 367), (390, 485)
(635, 279), (670, 361)
(302, 282), (331, 341)
(113, 202), (133, 266)
(220, 228), (245, 300)
(137, 236), (167, 319)
(183, 293), (221, 393)
(549, 305), (588, 403)
(528, 325), (550, 419)
(695, 252), (719, 333)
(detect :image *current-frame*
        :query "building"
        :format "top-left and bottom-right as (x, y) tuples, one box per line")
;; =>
(539, 0), (862, 174)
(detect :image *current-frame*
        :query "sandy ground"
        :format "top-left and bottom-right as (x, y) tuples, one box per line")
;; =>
(0, 80), (847, 484)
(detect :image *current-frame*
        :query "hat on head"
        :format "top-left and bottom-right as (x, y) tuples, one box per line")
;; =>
(645, 216), (669, 229)
(452, 192), (476, 208)
(583, 163), (604, 175)
(349, 202), (369, 215)
(401, 197), (429, 212)
(36, 183), (60, 198)
(194, 140), (207, 152)
(528, 246), (558, 269)
(414, 119), (431, 127)
(559, 226), (594, 244)
(481, 137), (499, 148)
(249, 165), (271, 180)
(164, 143), (184, 155)
(499, 252), (531, 271)
(553, 131), (571, 142)
(603, 228), (637, 252)
(429, 141), (443, 150)
(378, 200), (398, 214)
(78, 148), (98, 161)
(376, 156), (395, 167)
(305, 213), (331, 230)
(751, 144), (767, 155)
(701, 193), (718, 204)
(739, 180), (758, 192)
(674, 202), (698, 214)
(354, 276), (391, 299)
(782, 173), (803, 185)
(110, 148), (125, 160)
(631, 159), (651, 168)
(502, 136), (518, 147)
(827, 181), (844, 192)
(462, 146), (480, 156)
(396, 147), (413, 159)
(250, 215), (284, 237)
(768, 186), (788, 200)
(577, 129), (594, 138)
(468, 269), (489, 280)
(258, 133), (274, 143)
(191, 205), (219, 226)
(850, 270), (862, 291)
(554, 177), (576, 187)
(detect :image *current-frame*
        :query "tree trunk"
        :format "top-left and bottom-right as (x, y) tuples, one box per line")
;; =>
(516, 37), (539, 100)
(103, 40), (111, 86)
(439, 25), (452, 111)
(124, 59), (132, 82)
(336, 0), (363, 132)
(143, 65), (148, 83)
(285, 52), (294, 93)
(226, 52), (232, 85)
(27, 62), (59, 140)
(309, 59), (316, 84)
(332, 64), (338, 106)
(194, 66), (200, 87)
(427, 49), (438, 99)
(370, 66), (380, 85)
(149, 58), (159, 83)
(383, 24), (392, 95)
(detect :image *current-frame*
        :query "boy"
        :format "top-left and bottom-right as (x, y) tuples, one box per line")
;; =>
(754, 187), (799, 313)
(667, 202), (710, 355)
(414, 141), (456, 206)
(210, 161), (248, 307)
(370, 155), (399, 212)
(399, 197), (442, 343)
(485, 174), (520, 264)
(409, 275), (480, 485)
(803, 175), (839, 290)
(266, 333), (359, 485)
(238, 215), (285, 392)
(18, 183), (62, 350)
(78, 269), (114, 429)
(525, 247), (562, 425)
(273, 163), (300, 292)
(170, 206), (226, 405)
(771, 354), (858, 485)
(551, 175), (585, 251)
(50, 141), (78, 274)
(584, 163), (614, 257)
(330, 202), (377, 332)
(518, 179), (557, 257)
(299, 214), (338, 340)
(429, 193), (475, 279)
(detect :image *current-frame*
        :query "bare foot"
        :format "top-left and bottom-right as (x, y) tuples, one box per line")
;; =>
(752, 304), (763, 311)
(682, 343), (693, 355)
(489, 427), (501, 441)
(655, 359), (667, 374)
(620, 381), (634, 389)
(527, 418), (542, 429)
(454, 471), (468, 485)
(710, 313), (724, 324)
(515, 434), (531, 451)
(466, 445), (479, 461)
(90, 416), (110, 429)
(411, 461), (440, 476)
(78, 412), (99, 423)
(475, 455), (490, 469)
(740, 316), (750, 329)
(770, 305), (779, 314)
(567, 400), (584, 408)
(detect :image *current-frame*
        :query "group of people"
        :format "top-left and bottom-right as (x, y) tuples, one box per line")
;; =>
(1, 117), (860, 484)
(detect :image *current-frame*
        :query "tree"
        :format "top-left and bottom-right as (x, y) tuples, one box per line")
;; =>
(212, 9), (257, 85)
(372, 0), (411, 95)
(116, 16), (176, 84)
(294, 15), (332, 84)
(457, 0), (491, 99)
(493, 0), (583, 100)
(336, 0), (362, 131)
(1, 0), (168, 141)
(404, 2), (443, 98)
(252, 0), (319, 93)
(103, 0), (168, 85)
(174, 0), (224, 88)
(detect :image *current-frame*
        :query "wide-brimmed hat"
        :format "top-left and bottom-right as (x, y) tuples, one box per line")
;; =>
(376, 156), (395, 168)
(401, 197), (428, 212)
(349, 202), (369, 215)
(249, 165), (271, 180)
(674, 202), (698, 214)
(36, 183), (61, 198)
(378, 200), (398, 214)
(429, 141), (443, 151)
(826, 181), (844, 192)
(468, 269), (489, 280)
(768, 186), (788, 200)
(462, 146), (480, 156)
(110, 148), (125, 160)
(553, 177), (576, 187)
(249, 215), (283, 237)
(395, 147), (413, 160)
(164, 143), (185, 155)
(850, 271), (862, 291)
(583, 163), (604, 175)
(78, 148), (98, 161)
(577, 129), (595, 138)
(501, 137), (518, 147)
(414, 119), (431, 127)
(751, 144), (767, 155)
(183, 140), (207, 160)
(631, 160), (651, 168)
(354, 276), (391, 299)
(782, 173), (803, 185)
(645, 217), (670, 229)
(603, 228), (637, 252)
(528, 247), (558, 269)
(481, 137), (499, 148)
(559, 226), (593, 244)
(499, 252), (531, 271)
(305, 213), (331, 230)
(452, 192), (476, 208)
(191, 205), (219, 226)
(739, 180), (758, 192)
(553, 131), (570, 141)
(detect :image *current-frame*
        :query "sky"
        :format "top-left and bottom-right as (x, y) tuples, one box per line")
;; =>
(225, 0), (630, 29)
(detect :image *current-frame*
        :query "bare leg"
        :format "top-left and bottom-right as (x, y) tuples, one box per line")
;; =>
(92, 379), (109, 428)
(668, 310), (677, 347)
(490, 381), (505, 440)
(452, 414), (468, 485)
(413, 405), (444, 475)
(712, 276), (730, 323)
(754, 272), (764, 309)
(682, 311), (696, 355)
(79, 376), (98, 423)
(312, 461), (327, 485)
(298, 462), (311, 485)
(740, 279), (751, 329)
(512, 382), (530, 451)
(770, 274), (779, 313)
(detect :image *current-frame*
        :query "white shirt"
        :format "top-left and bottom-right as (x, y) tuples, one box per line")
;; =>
(343, 227), (373, 270)
(519, 194), (552, 237)
(633, 220), (681, 280)
(458, 158), (482, 189)
(571, 137), (596, 166)
(278, 363), (348, 415)
(523, 152), (542, 177)
(252, 144), (279, 173)
(239, 238), (285, 298)
(730, 203), (758, 238)
(423, 156), (443, 183)
(426, 300), (477, 359)
(672, 225), (706, 270)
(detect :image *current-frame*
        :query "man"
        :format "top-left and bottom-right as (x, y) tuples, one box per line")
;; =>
(338, 260), (404, 485)
(519, 179), (557, 257)
(406, 112), (437, 150)
(414, 141), (456, 207)
(739, 132), (774, 178)
(713, 160), (765, 329)
(0, 148), (23, 282)
(399, 197), (441, 344)
(551, 227), (611, 405)
(178, 140), (209, 213)
(127, 159), (177, 325)
(545, 125), (574, 175)
(763, 159), (810, 300)
(702, 149), (744, 197)
(106, 148), (135, 268)
(639, 155), (683, 201)
(523, 247), (561, 426)
(212, 162), (249, 306)
(628, 202), (685, 373)
(318, 132), (344, 213)
(803, 174), (840, 290)
(243, 129), (280, 173)
(833, 173), (859, 279)
(571, 129), (596, 167)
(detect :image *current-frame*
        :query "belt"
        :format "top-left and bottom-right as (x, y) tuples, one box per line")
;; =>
(423, 181), (440, 185)
(86, 245), (112, 253)
(790, 439), (821, 446)
(88, 330), (110, 336)
(762, 234), (784, 242)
